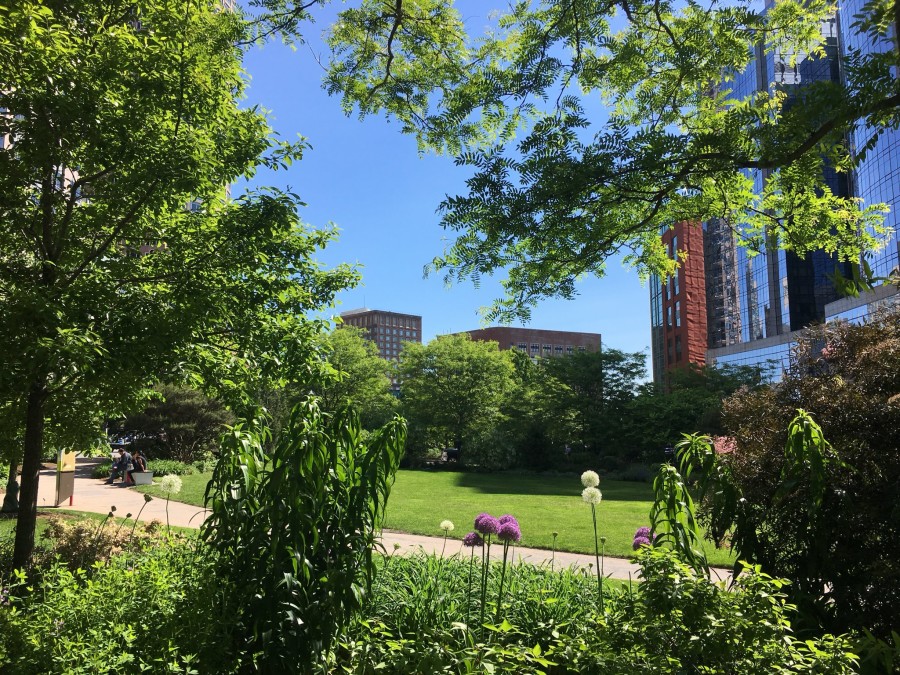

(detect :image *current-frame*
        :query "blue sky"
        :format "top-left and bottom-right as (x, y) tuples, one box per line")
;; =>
(238, 5), (652, 354)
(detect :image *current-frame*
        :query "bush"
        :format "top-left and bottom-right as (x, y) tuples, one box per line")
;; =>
(202, 400), (405, 672)
(147, 459), (194, 477)
(0, 541), (234, 674)
(713, 307), (900, 637)
(328, 548), (858, 674)
(91, 461), (113, 479)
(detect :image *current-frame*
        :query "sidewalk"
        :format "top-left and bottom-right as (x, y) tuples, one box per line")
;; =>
(32, 458), (731, 582)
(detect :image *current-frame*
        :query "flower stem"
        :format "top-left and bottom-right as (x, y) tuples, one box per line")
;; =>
(591, 504), (603, 612)
(495, 541), (510, 623)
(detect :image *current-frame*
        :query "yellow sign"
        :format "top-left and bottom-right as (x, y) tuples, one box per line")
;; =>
(58, 450), (76, 473)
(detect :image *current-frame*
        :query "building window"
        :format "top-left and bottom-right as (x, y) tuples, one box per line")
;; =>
(566, 346), (574, 354)
(675, 300), (681, 327)
(667, 338), (673, 363)
(518, 342), (527, 351)
(531, 343), (540, 352)
(675, 335), (682, 361)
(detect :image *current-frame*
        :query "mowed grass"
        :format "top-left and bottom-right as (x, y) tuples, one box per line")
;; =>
(130, 468), (735, 566)
(382, 470), (735, 567)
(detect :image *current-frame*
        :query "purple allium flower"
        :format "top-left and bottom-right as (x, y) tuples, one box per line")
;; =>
(634, 526), (651, 539)
(475, 515), (500, 535)
(498, 514), (518, 527)
(497, 521), (522, 543)
(463, 531), (484, 547)
(632, 535), (651, 550)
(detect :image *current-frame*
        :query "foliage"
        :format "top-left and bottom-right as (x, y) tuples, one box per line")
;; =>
(201, 399), (406, 673)
(398, 334), (515, 466)
(536, 348), (647, 461)
(327, 548), (858, 673)
(0, 0), (357, 567)
(649, 463), (709, 577)
(36, 514), (169, 573)
(0, 541), (234, 674)
(324, 0), (895, 321)
(712, 307), (900, 637)
(113, 385), (234, 463)
(148, 460), (196, 478)
(626, 363), (766, 460)
(314, 326), (399, 429)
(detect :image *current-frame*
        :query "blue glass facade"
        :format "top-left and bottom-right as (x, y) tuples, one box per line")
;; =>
(711, 341), (793, 383)
(839, 0), (900, 281)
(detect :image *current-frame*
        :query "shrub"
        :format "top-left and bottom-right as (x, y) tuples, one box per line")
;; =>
(202, 399), (405, 673)
(0, 541), (234, 674)
(328, 549), (858, 674)
(713, 308), (900, 637)
(147, 459), (195, 477)
(40, 514), (168, 571)
(91, 461), (113, 479)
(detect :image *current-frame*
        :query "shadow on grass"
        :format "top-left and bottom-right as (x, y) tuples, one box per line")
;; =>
(450, 471), (654, 501)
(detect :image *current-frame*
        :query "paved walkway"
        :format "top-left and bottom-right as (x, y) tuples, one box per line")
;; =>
(30, 458), (731, 582)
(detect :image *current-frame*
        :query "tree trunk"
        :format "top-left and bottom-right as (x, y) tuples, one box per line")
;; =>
(1, 459), (19, 512)
(12, 381), (47, 569)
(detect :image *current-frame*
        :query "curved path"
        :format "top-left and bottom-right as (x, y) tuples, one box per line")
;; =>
(31, 458), (731, 582)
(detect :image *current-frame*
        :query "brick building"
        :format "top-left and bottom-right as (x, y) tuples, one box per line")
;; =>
(339, 308), (422, 362)
(456, 327), (601, 359)
(649, 221), (709, 383)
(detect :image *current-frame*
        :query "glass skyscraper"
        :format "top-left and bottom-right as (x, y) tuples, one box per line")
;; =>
(651, 2), (899, 383)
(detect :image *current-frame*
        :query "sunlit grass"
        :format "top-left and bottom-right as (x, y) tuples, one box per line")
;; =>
(130, 468), (735, 566)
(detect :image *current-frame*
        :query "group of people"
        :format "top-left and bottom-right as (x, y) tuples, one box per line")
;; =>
(105, 448), (147, 486)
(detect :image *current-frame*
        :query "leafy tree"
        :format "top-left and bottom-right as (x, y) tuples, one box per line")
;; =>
(0, 0), (356, 567)
(538, 348), (647, 460)
(113, 385), (234, 463)
(626, 363), (765, 459)
(322, 0), (896, 320)
(397, 334), (515, 465)
(688, 308), (900, 637)
(315, 326), (398, 429)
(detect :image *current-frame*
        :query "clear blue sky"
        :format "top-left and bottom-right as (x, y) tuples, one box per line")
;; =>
(238, 5), (651, 354)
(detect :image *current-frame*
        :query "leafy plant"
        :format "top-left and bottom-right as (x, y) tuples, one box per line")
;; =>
(147, 460), (195, 477)
(202, 399), (405, 673)
(649, 463), (709, 577)
(715, 308), (900, 637)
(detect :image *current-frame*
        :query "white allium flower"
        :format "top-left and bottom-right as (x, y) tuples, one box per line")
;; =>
(582, 487), (602, 505)
(159, 474), (182, 496)
(440, 519), (455, 532)
(581, 470), (600, 488)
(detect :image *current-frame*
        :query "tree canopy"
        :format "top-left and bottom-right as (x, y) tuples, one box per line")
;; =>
(316, 0), (898, 320)
(398, 334), (515, 463)
(0, 0), (356, 566)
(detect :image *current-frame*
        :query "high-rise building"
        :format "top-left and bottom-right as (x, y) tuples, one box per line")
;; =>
(650, 3), (899, 383)
(456, 327), (601, 359)
(649, 221), (708, 384)
(339, 308), (422, 362)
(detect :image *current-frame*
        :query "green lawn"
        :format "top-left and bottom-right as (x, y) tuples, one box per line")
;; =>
(382, 470), (735, 566)
(135, 473), (209, 506)
(132, 469), (735, 566)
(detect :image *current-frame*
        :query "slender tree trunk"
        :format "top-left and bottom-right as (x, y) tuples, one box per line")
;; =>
(1, 459), (19, 512)
(12, 380), (47, 569)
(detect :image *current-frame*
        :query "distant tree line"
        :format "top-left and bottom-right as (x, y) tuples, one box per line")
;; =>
(115, 328), (764, 473)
